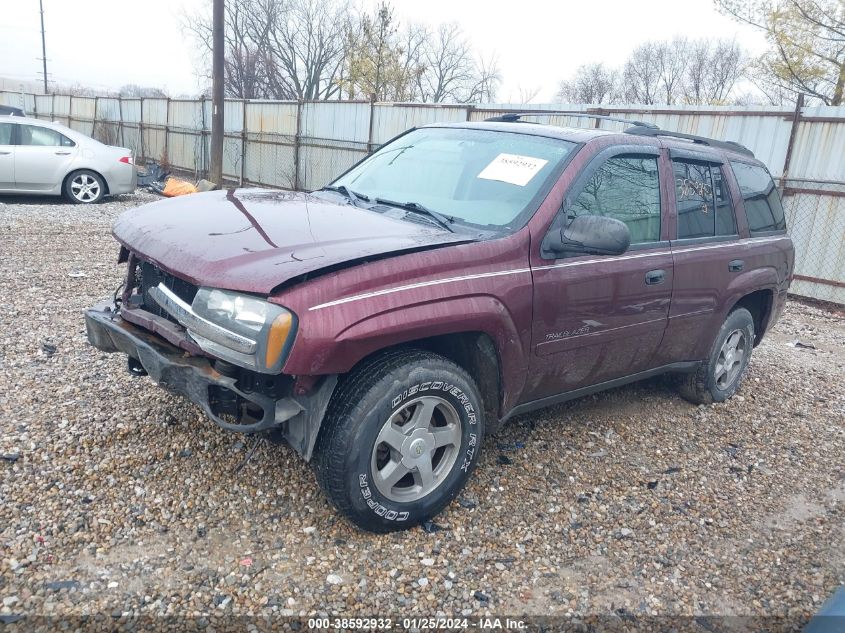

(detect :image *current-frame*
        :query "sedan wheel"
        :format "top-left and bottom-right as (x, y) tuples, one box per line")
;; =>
(64, 170), (105, 204)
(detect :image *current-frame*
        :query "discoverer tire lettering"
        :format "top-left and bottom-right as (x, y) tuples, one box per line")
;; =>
(314, 349), (485, 533)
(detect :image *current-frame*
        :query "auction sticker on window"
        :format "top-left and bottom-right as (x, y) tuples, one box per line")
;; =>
(477, 153), (549, 186)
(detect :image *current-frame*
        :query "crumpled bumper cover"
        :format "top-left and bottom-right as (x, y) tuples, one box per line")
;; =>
(84, 302), (336, 457)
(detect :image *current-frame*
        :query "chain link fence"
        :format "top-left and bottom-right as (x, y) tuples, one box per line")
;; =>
(782, 179), (845, 305)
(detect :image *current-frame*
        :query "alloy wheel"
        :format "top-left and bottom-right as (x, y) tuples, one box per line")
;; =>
(714, 329), (747, 390)
(370, 395), (463, 503)
(70, 174), (101, 202)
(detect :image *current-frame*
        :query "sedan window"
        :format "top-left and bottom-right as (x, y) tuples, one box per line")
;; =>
(0, 123), (12, 145)
(19, 125), (75, 147)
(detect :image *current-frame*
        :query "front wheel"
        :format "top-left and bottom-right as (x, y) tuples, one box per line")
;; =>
(678, 307), (755, 404)
(314, 349), (485, 533)
(64, 170), (105, 204)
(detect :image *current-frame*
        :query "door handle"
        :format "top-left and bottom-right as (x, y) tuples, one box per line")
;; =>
(729, 259), (744, 272)
(54, 151), (72, 155)
(645, 269), (666, 285)
(0, 151), (10, 155)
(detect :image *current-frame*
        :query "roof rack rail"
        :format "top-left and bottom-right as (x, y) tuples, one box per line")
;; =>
(483, 111), (659, 129)
(624, 125), (755, 158)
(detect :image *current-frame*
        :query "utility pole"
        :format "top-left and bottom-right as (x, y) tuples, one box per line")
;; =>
(39, 0), (48, 93)
(209, 0), (224, 185)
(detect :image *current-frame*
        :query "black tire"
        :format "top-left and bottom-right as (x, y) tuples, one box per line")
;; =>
(63, 169), (105, 204)
(314, 349), (485, 533)
(678, 307), (755, 405)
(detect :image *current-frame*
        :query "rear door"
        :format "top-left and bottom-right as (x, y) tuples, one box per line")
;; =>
(526, 146), (674, 400)
(13, 124), (78, 191)
(0, 122), (13, 190)
(659, 150), (741, 363)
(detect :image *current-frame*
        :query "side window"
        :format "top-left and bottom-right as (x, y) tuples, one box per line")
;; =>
(19, 125), (74, 147)
(0, 123), (12, 145)
(569, 155), (661, 244)
(714, 166), (737, 236)
(674, 160), (737, 239)
(731, 162), (786, 233)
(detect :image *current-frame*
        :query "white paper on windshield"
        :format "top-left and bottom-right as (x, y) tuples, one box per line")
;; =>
(477, 153), (549, 186)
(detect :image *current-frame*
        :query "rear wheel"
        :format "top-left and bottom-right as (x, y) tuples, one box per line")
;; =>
(314, 349), (485, 533)
(678, 307), (755, 404)
(64, 170), (105, 204)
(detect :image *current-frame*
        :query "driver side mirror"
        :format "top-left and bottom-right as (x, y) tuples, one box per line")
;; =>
(547, 215), (630, 257)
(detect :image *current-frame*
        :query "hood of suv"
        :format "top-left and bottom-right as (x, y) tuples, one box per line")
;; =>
(113, 189), (469, 294)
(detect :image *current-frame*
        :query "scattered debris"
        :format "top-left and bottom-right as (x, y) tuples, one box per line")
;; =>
(41, 341), (57, 356)
(791, 339), (817, 350)
(239, 557), (253, 568)
(326, 574), (343, 585)
(68, 271), (87, 278)
(421, 520), (447, 534)
(497, 454), (513, 465)
(473, 591), (490, 603)
(136, 161), (170, 189)
(2, 453), (20, 463)
(162, 178), (199, 197)
(457, 497), (477, 510)
(663, 466), (681, 474)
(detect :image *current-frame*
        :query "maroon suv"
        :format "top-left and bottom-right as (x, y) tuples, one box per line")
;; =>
(86, 116), (794, 532)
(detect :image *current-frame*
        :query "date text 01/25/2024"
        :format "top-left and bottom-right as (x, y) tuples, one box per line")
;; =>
(307, 617), (528, 630)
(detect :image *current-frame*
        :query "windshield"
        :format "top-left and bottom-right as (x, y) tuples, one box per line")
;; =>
(331, 127), (576, 228)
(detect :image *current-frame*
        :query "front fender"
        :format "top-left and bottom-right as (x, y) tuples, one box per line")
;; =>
(293, 294), (530, 414)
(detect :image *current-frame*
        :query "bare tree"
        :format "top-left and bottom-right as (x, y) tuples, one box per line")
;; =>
(560, 37), (746, 105)
(415, 23), (478, 103)
(467, 53), (502, 103)
(622, 42), (662, 104)
(186, 0), (351, 100)
(655, 38), (689, 105)
(261, 0), (351, 100)
(515, 85), (542, 104)
(683, 39), (746, 104)
(119, 84), (169, 98)
(556, 63), (619, 104)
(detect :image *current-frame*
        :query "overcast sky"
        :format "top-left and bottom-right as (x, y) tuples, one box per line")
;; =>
(0, 0), (768, 101)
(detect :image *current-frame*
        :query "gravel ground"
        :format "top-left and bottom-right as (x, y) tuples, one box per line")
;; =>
(0, 192), (843, 627)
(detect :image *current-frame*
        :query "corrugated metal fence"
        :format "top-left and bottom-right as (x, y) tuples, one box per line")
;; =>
(1, 90), (844, 304)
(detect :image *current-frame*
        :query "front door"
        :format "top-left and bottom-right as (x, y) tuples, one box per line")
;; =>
(525, 147), (673, 401)
(13, 124), (78, 191)
(0, 122), (13, 190)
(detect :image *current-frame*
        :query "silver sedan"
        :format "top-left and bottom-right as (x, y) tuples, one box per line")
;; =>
(0, 115), (137, 204)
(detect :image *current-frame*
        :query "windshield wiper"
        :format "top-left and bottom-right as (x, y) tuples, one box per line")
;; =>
(373, 198), (455, 233)
(320, 185), (369, 204)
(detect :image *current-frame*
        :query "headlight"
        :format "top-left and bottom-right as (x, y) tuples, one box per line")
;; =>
(191, 288), (296, 373)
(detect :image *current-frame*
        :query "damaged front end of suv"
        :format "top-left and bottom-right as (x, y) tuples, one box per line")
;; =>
(86, 248), (337, 459)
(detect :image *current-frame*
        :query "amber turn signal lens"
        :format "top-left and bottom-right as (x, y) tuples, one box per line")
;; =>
(265, 312), (293, 369)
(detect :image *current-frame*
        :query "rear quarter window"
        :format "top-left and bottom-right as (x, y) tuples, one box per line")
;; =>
(730, 162), (786, 234)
